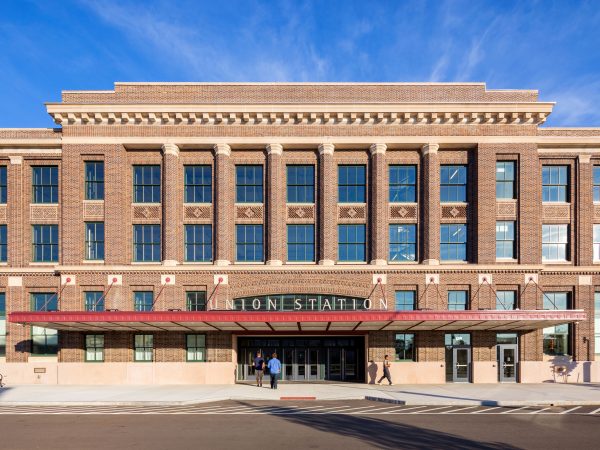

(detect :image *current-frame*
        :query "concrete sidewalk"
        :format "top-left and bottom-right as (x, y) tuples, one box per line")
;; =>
(2, 382), (600, 406)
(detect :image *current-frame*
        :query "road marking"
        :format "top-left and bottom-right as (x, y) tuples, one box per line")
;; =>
(382, 405), (430, 414)
(501, 406), (530, 414)
(441, 406), (479, 414)
(529, 407), (552, 414)
(350, 405), (413, 414)
(472, 407), (501, 414)
(414, 406), (456, 414)
(559, 406), (582, 414)
(588, 407), (600, 415)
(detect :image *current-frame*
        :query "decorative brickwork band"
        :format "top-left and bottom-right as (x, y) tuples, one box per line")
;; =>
(162, 143), (180, 265)
(214, 143), (232, 265)
(318, 143), (335, 265)
(266, 143), (284, 265)
(421, 143), (440, 264)
(369, 143), (387, 265)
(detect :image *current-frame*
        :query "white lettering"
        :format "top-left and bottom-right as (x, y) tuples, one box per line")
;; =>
(226, 298), (234, 310)
(379, 298), (388, 310)
(363, 298), (372, 310)
(322, 298), (332, 310)
(252, 298), (261, 310)
(338, 298), (346, 310)
(268, 297), (277, 311)
(294, 299), (302, 310)
(353, 298), (357, 310)
(242, 298), (246, 310)
(309, 298), (317, 310)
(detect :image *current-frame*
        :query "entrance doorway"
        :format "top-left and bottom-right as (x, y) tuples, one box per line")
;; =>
(497, 333), (519, 382)
(445, 333), (471, 383)
(237, 337), (364, 382)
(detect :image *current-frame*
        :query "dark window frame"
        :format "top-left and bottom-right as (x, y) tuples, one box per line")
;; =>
(186, 334), (206, 362)
(542, 224), (569, 261)
(184, 224), (213, 262)
(389, 165), (417, 203)
(286, 165), (315, 203)
(32, 166), (59, 204)
(85, 222), (104, 261)
(184, 165), (212, 203)
(496, 221), (516, 260)
(235, 224), (264, 262)
(236, 165), (264, 203)
(186, 291), (207, 311)
(395, 333), (415, 361)
(0, 165), (7, 204)
(338, 165), (366, 203)
(84, 291), (104, 312)
(496, 161), (516, 200)
(85, 334), (105, 362)
(337, 224), (366, 262)
(133, 224), (161, 262)
(287, 224), (315, 262)
(395, 291), (415, 311)
(389, 224), (417, 262)
(84, 161), (105, 200)
(134, 291), (154, 312)
(0, 224), (6, 262)
(134, 334), (154, 362)
(542, 165), (569, 203)
(32, 224), (59, 262)
(448, 290), (469, 311)
(440, 224), (467, 261)
(133, 165), (161, 203)
(440, 165), (467, 203)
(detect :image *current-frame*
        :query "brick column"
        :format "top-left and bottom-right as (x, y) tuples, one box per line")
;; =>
(421, 143), (440, 264)
(6, 278), (28, 362)
(7, 156), (23, 267)
(161, 143), (180, 266)
(214, 144), (233, 266)
(577, 154), (593, 266)
(369, 143), (387, 265)
(318, 143), (336, 265)
(266, 143), (284, 265)
(519, 144), (542, 264)
(475, 144), (497, 264)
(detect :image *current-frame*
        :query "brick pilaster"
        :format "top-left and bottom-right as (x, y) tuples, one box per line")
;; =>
(162, 143), (181, 265)
(214, 144), (232, 265)
(266, 144), (284, 265)
(519, 144), (542, 264)
(7, 156), (24, 267)
(475, 144), (497, 264)
(369, 143), (387, 265)
(421, 144), (440, 264)
(318, 143), (336, 265)
(577, 155), (593, 266)
(6, 281), (28, 362)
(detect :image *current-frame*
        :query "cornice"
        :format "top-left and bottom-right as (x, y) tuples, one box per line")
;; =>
(46, 102), (553, 126)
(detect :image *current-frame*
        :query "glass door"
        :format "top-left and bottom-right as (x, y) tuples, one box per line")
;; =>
(308, 349), (319, 380)
(452, 347), (471, 382)
(498, 345), (518, 382)
(296, 348), (307, 380)
(343, 349), (357, 381)
(328, 348), (342, 381)
(283, 348), (294, 381)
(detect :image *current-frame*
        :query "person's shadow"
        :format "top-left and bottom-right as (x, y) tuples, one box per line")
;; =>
(367, 361), (379, 384)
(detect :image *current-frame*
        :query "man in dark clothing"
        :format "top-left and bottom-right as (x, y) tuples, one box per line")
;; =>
(377, 354), (393, 386)
(254, 351), (265, 387)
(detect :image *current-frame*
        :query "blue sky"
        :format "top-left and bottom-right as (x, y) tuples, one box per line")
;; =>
(1, 0), (599, 128)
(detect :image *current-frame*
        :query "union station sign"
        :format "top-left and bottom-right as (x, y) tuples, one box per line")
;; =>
(223, 294), (388, 311)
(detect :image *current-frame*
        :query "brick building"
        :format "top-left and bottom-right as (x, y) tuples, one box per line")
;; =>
(0, 82), (598, 384)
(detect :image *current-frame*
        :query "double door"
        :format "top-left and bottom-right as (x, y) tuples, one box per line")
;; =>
(283, 348), (321, 381)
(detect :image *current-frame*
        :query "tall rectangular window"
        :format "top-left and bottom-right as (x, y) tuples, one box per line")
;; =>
(338, 224), (366, 262)
(0, 224), (6, 262)
(32, 166), (58, 203)
(595, 292), (600, 358)
(32, 224), (58, 262)
(134, 291), (153, 312)
(0, 166), (7, 203)
(133, 225), (161, 262)
(134, 334), (153, 361)
(133, 165), (161, 203)
(594, 225), (600, 261)
(186, 334), (206, 362)
(184, 165), (212, 203)
(338, 165), (366, 203)
(395, 333), (415, 361)
(542, 166), (568, 202)
(496, 221), (516, 259)
(85, 222), (104, 261)
(496, 161), (515, 199)
(287, 165), (315, 203)
(543, 292), (571, 356)
(594, 167), (600, 202)
(85, 335), (104, 362)
(31, 293), (58, 355)
(84, 291), (104, 312)
(389, 165), (416, 203)
(389, 224), (416, 262)
(85, 161), (104, 200)
(0, 293), (5, 357)
(235, 224), (264, 262)
(287, 225), (315, 262)
(440, 224), (467, 261)
(184, 224), (212, 262)
(236, 165), (263, 203)
(448, 291), (468, 310)
(542, 224), (569, 261)
(186, 291), (206, 311)
(440, 165), (467, 202)
(496, 291), (516, 310)
(395, 291), (415, 311)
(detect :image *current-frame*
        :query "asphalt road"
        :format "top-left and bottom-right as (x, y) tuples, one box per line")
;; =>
(0, 400), (599, 450)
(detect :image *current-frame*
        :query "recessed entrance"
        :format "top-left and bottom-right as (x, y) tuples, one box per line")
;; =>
(237, 337), (364, 382)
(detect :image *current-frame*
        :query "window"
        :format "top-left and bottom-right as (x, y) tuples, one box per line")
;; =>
(31, 293), (58, 355)
(133, 225), (161, 262)
(395, 291), (415, 311)
(496, 221), (516, 259)
(0, 166), (6, 203)
(134, 291), (153, 312)
(338, 165), (366, 203)
(542, 166), (568, 202)
(445, 333), (471, 346)
(0, 224), (6, 262)
(32, 292), (57, 311)
(32, 225), (58, 262)
(85, 335), (104, 362)
(235, 225), (264, 262)
(389, 224), (416, 262)
(85, 161), (104, 200)
(184, 165), (212, 203)
(0, 293), (5, 357)
(184, 224), (212, 262)
(85, 222), (104, 261)
(440, 224), (467, 261)
(236, 165), (263, 203)
(186, 291), (206, 311)
(595, 292), (600, 358)
(134, 334), (153, 361)
(389, 165), (416, 203)
(395, 333), (415, 361)
(32, 166), (58, 203)
(84, 291), (104, 312)
(287, 225), (315, 262)
(440, 165), (467, 202)
(543, 292), (571, 356)
(448, 291), (468, 310)
(133, 165), (160, 203)
(338, 224), (366, 262)
(496, 162), (515, 200)
(542, 224), (569, 261)
(594, 225), (600, 261)
(287, 165), (315, 203)
(594, 167), (600, 202)
(187, 334), (206, 361)
(497, 333), (518, 345)
(496, 291), (516, 310)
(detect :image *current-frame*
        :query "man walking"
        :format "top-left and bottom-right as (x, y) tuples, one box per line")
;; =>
(377, 354), (393, 386)
(267, 352), (281, 389)
(254, 351), (265, 387)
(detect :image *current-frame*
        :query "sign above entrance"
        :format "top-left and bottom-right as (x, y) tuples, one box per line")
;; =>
(226, 294), (388, 312)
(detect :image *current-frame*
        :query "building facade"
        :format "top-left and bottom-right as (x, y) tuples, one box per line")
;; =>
(0, 82), (598, 385)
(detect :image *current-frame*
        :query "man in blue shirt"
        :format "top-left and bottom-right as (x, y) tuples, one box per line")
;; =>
(267, 352), (281, 389)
